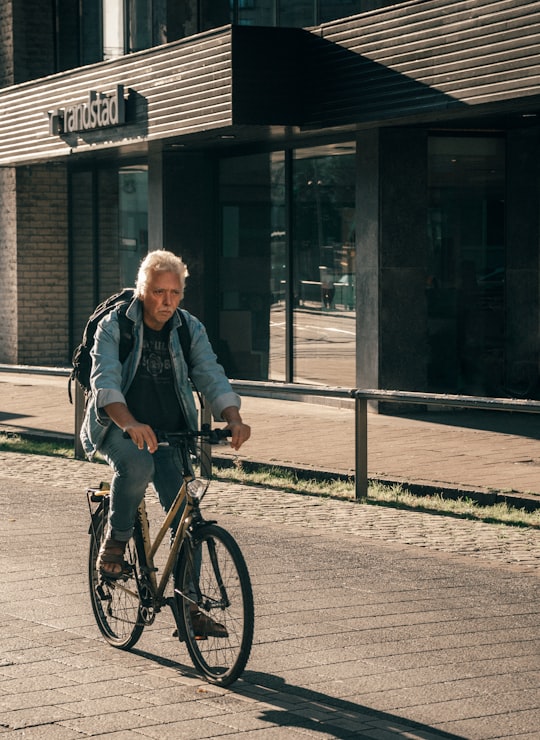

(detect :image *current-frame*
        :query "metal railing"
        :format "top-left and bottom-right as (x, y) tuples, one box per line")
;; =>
(349, 388), (540, 500)
(231, 381), (540, 500)
(4, 366), (540, 500)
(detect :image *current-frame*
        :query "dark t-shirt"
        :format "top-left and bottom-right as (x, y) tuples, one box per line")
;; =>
(125, 322), (186, 432)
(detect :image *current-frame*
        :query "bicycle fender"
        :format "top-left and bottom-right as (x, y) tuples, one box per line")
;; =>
(88, 502), (107, 536)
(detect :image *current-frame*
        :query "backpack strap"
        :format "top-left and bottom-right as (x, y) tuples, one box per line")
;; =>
(175, 308), (201, 407)
(117, 304), (135, 364)
(176, 309), (192, 370)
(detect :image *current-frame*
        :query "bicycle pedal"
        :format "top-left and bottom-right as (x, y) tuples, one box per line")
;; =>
(96, 583), (112, 601)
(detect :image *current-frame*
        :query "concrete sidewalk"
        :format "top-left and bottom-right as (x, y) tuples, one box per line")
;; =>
(0, 369), (539, 507)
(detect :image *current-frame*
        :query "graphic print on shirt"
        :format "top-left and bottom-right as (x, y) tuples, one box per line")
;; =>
(125, 325), (186, 431)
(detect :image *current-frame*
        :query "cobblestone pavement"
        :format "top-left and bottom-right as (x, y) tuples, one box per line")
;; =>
(2, 452), (539, 574)
(2, 371), (540, 505)
(1, 451), (539, 739)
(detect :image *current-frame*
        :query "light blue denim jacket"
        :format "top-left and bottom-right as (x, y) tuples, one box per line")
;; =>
(80, 297), (240, 459)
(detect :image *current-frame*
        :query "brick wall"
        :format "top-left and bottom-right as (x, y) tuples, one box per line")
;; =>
(16, 164), (69, 365)
(0, 1), (14, 88)
(0, 167), (18, 362)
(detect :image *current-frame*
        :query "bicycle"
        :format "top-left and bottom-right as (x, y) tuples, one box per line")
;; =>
(87, 425), (254, 687)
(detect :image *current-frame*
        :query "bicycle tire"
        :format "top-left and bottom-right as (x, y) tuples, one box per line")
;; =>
(174, 523), (254, 686)
(88, 508), (145, 650)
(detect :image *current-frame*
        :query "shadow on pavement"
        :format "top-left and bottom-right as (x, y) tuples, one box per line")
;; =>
(128, 646), (467, 739)
(395, 409), (540, 440)
(236, 671), (468, 740)
(0, 411), (31, 422)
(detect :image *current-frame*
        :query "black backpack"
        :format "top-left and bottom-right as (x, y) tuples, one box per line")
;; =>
(68, 288), (191, 403)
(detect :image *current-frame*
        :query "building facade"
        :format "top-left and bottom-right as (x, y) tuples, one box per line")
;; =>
(0, 0), (539, 399)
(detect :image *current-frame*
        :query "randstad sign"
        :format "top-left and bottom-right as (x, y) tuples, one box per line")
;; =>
(48, 85), (126, 136)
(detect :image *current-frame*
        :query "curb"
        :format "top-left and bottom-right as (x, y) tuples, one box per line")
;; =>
(212, 455), (540, 513)
(3, 428), (538, 514)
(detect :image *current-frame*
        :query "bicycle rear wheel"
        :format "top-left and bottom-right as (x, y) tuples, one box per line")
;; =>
(88, 508), (145, 649)
(174, 523), (254, 686)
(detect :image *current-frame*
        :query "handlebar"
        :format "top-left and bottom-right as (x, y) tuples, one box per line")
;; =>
(160, 425), (231, 446)
(123, 424), (231, 446)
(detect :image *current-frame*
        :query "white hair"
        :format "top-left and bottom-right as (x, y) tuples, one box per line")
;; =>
(135, 250), (189, 298)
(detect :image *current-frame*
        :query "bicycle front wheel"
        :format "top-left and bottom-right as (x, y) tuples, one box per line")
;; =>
(88, 510), (145, 650)
(174, 523), (254, 686)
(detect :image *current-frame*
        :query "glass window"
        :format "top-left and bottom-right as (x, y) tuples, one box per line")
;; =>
(69, 165), (148, 351)
(238, 0), (275, 26)
(128, 0), (152, 53)
(70, 171), (96, 349)
(320, 1), (394, 23)
(292, 144), (356, 386)
(102, 0), (153, 59)
(169, 0), (198, 39)
(55, 0), (102, 70)
(218, 143), (355, 386)
(218, 153), (285, 380)
(279, 0), (315, 27)
(103, 0), (125, 59)
(81, 0), (103, 65)
(427, 136), (505, 395)
(269, 155), (287, 381)
(200, 0), (231, 31)
(119, 167), (148, 287)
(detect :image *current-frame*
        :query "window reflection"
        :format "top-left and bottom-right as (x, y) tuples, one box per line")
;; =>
(63, 1), (402, 66)
(102, 0), (125, 59)
(69, 165), (148, 351)
(200, 0), (230, 31)
(238, 0), (274, 25)
(218, 144), (355, 385)
(279, 0), (315, 27)
(219, 153), (285, 380)
(292, 145), (356, 386)
(119, 167), (148, 287)
(427, 136), (505, 395)
(102, 0), (152, 59)
(128, 0), (152, 52)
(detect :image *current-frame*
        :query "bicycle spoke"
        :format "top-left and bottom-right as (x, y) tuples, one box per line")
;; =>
(174, 523), (254, 686)
(88, 511), (145, 649)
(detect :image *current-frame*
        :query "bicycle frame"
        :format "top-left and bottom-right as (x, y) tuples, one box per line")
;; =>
(88, 474), (206, 610)
(136, 475), (195, 603)
(87, 428), (254, 686)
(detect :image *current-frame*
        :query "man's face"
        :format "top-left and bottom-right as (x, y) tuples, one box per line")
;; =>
(142, 270), (183, 331)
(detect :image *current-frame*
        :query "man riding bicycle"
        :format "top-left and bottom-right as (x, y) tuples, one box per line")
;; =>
(80, 250), (251, 598)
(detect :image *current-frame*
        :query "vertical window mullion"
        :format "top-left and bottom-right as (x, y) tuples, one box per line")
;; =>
(124, 0), (130, 53)
(285, 148), (294, 383)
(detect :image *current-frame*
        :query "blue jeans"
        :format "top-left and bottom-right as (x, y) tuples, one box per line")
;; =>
(98, 425), (186, 542)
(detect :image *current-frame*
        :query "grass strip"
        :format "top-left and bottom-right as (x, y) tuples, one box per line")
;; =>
(1, 432), (538, 528)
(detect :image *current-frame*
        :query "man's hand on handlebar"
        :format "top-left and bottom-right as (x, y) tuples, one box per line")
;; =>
(123, 422), (159, 453)
(221, 406), (251, 451)
(107, 400), (250, 453)
(103, 402), (159, 454)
